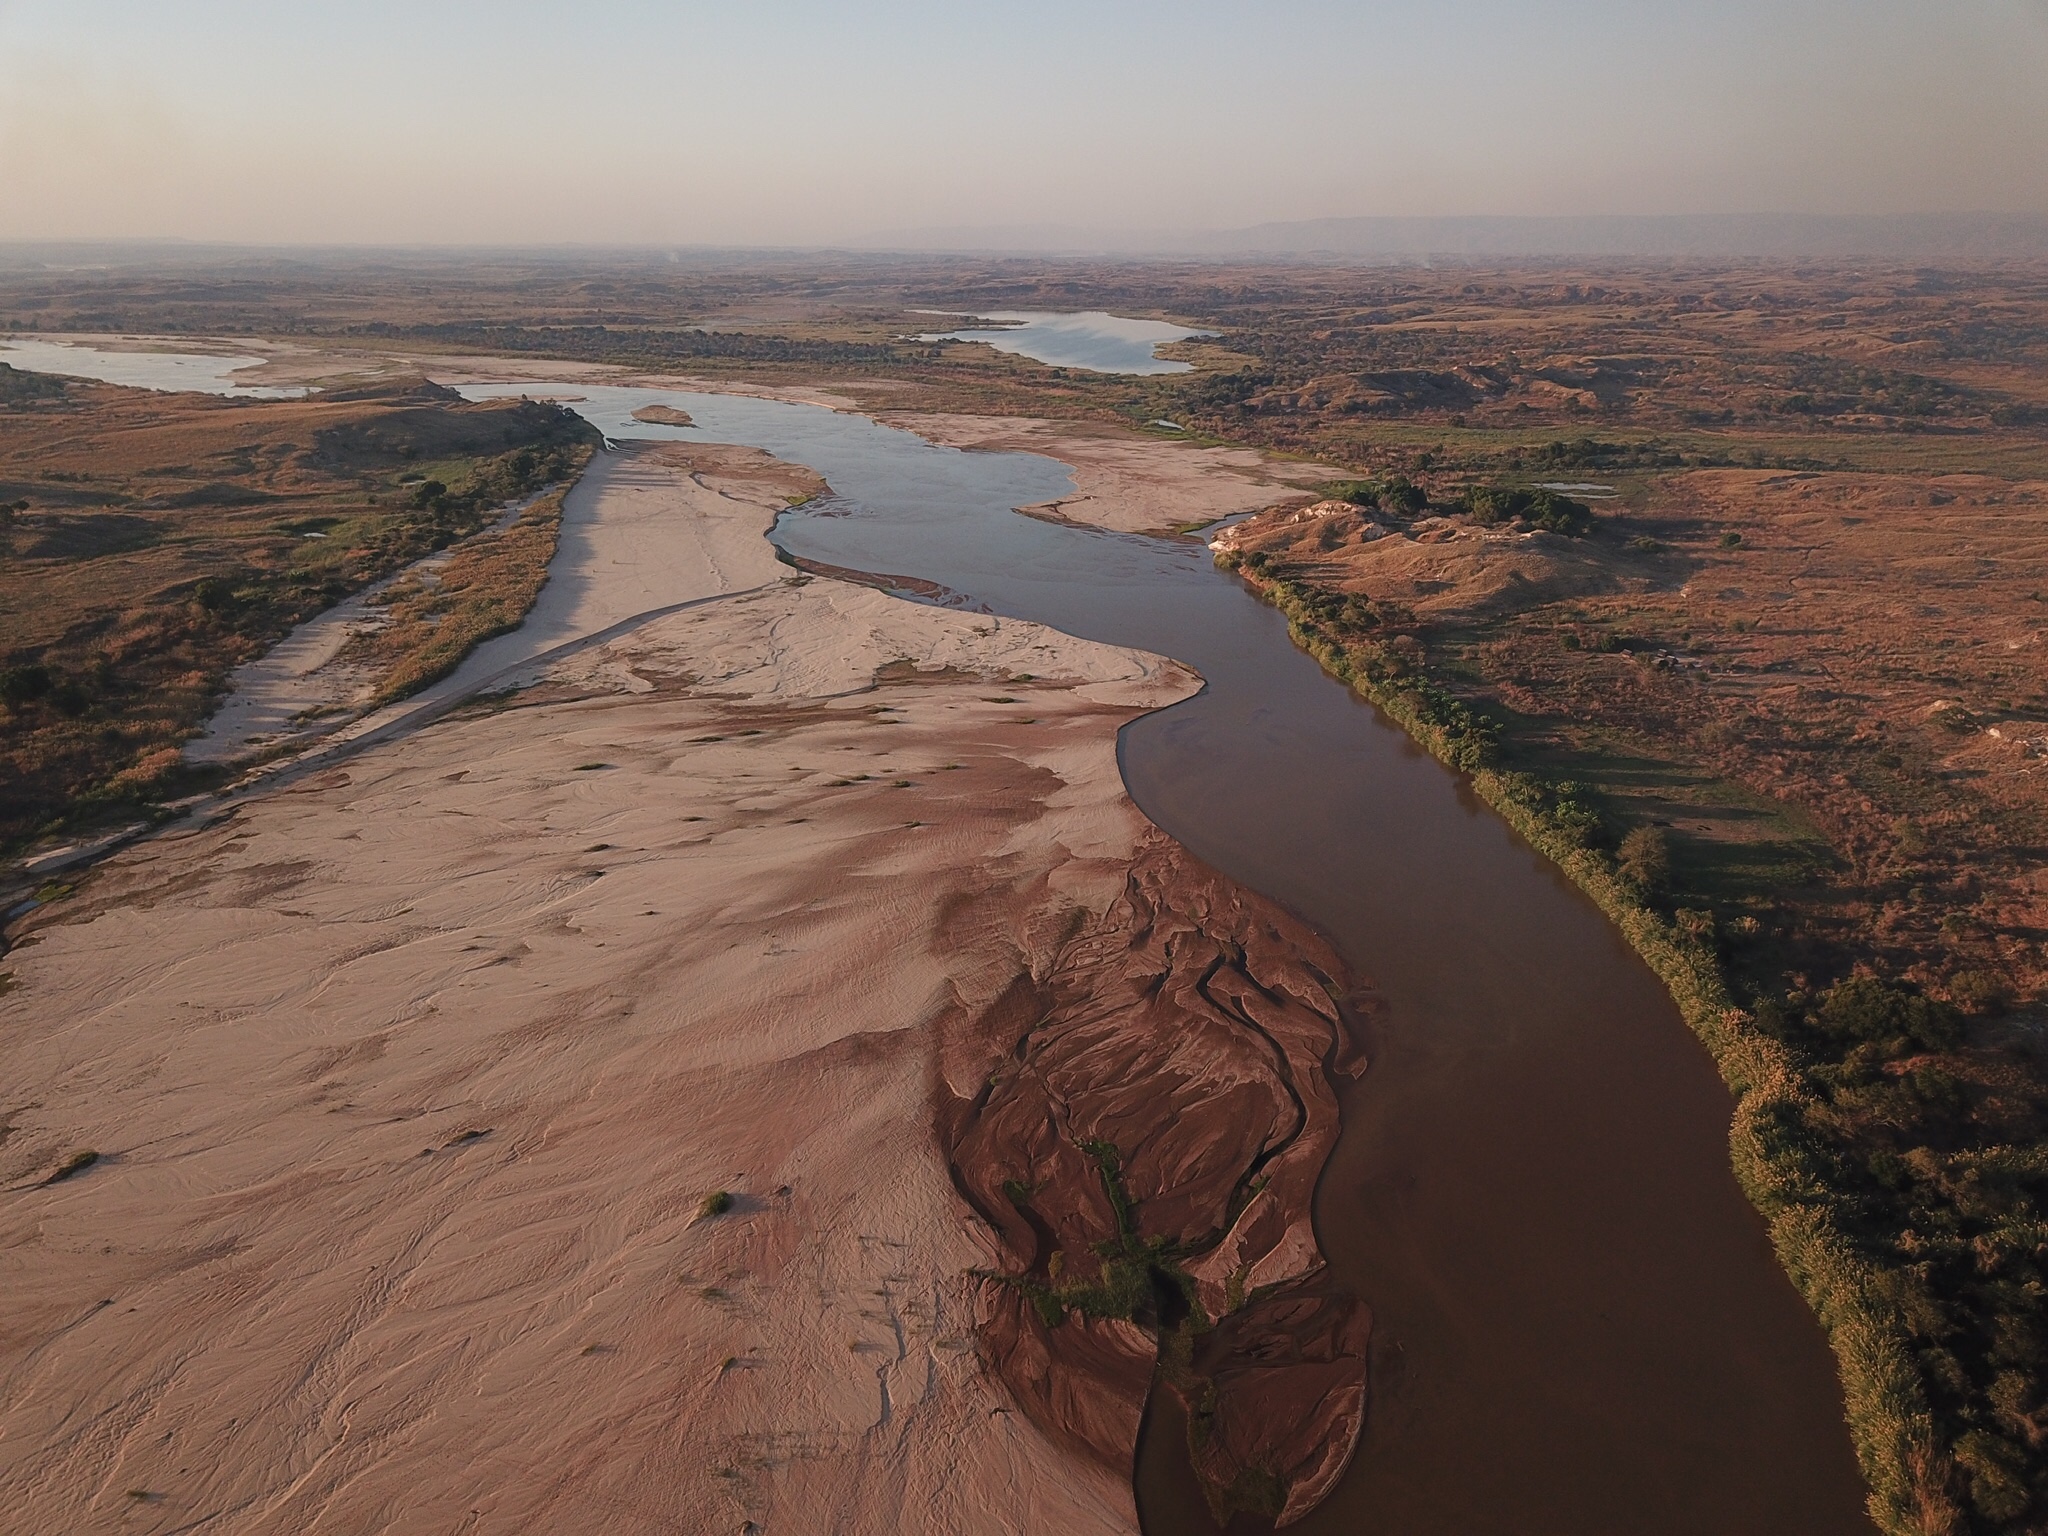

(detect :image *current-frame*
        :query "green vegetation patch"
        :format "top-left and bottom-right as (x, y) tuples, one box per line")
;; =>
(1456, 484), (1595, 536)
(996, 1139), (1207, 1333)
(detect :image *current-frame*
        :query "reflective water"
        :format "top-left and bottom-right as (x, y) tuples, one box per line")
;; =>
(457, 380), (1874, 1533)
(0, 337), (309, 398)
(914, 309), (1207, 374)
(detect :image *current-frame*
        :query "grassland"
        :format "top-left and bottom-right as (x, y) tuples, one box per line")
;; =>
(0, 367), (595, 850)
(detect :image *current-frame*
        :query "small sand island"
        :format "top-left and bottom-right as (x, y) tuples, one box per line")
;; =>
(630, 402), (696, 426)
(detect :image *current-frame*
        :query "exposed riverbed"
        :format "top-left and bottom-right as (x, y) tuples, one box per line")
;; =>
(457, 382), (1874, 1533)
(0, 337), (309, 397)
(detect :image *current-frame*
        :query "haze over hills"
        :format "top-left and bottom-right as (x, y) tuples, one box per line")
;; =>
(5, 214), (2048, 275)
(854, 212), (2048, 262)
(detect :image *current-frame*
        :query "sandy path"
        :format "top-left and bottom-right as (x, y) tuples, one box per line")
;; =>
(0, 451), (1196, 1534)
(880, 414), (1331, 535)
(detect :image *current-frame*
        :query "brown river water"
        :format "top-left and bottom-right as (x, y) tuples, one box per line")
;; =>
(449, 386), (1887, 1532)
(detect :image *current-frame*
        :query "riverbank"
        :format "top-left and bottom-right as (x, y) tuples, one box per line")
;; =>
(1223, 555), (1941, 1533)
(0, 369), (596, 853)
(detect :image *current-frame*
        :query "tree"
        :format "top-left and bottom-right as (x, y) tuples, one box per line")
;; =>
(1616, 825), (1670, 897)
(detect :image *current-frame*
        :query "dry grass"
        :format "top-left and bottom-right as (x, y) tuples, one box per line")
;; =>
(0, 375), (595, 849)
(348, 482), (572, 704)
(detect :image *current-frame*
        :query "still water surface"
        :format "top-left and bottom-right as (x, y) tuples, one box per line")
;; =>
(0, 337), (308, 398)
(915, 310), (1207, 374)
(462, 383), (1874, 1535)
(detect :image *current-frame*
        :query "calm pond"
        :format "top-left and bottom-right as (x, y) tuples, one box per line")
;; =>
(915, 310), (1207, 374)
(0, 337), (308, 398)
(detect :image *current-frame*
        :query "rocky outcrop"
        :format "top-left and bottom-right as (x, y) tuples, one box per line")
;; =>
(940, 838), (1370, 1525)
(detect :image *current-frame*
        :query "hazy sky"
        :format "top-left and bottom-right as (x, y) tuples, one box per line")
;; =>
(3, 0), (2046, 246)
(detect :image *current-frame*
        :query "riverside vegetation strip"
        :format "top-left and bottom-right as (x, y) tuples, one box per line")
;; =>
(341, 474), (575, 705)
(1217, 483), (2044, 1535)
(0, 369), (596, 851)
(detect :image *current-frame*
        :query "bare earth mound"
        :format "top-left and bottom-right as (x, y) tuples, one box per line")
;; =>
(1212, 497), (1655, 618)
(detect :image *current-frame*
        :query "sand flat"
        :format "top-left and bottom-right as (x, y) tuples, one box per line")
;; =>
(879, 413), (1330, 534)
(0, 450), (1195, 1534)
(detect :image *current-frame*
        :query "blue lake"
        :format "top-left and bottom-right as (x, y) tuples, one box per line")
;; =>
(0, 337), (308, 398)
(914, 309), (1207, 374)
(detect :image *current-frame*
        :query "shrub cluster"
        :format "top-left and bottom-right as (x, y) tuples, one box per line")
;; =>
(1458, 484), (1596, 536)
(1321, 474), (1427, 514)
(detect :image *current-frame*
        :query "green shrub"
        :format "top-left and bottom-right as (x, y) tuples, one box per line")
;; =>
(1814, 976), (1963, 1055)
(1617, 825), (1672, 897)
(1461, 485), (1595, 536)
(0, 662), (52, 709)
(1381, 475), (1428, 514)
(1321, 479), (1382, 507)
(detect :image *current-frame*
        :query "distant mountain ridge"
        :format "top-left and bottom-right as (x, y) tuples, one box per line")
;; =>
(4, 213), (2046, 269)
(856, 212), (2048, 262)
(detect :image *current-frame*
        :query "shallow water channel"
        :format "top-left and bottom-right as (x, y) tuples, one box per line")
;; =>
(3, 332), (1873, 1529)
(453, 384), (1875, 1533)
(0, 337), (308, 397)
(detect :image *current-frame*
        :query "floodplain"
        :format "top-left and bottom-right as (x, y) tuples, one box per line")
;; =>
(4, 250), (2048, 1534)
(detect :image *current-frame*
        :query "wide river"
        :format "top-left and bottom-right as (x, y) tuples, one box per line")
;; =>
(461, 385), (1874, 1534)
(4, 340), (1872, 1530)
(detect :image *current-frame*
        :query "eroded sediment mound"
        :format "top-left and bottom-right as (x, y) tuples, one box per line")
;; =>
(945, 839), (1371, 1525)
